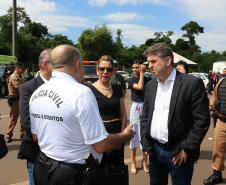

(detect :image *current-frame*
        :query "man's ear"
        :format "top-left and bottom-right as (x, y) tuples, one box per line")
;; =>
(75, 60), (80, 72)
(166, 56), (173, 66)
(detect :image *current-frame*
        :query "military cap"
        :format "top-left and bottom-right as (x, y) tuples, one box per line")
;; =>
(14, 62), (26, 68)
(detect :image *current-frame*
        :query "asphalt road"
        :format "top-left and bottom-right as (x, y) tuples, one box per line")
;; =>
(0, 90), (226, 185)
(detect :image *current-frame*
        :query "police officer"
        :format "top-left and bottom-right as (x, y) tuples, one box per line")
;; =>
(110, 61), (127, 97)
(203, 68), (226, 185)
(30, 45), (134, 185)
(6, 62), (25, 143)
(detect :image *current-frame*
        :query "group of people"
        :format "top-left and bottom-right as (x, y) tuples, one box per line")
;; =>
(3, 42), (226, 185)
(207, 70), (226, 94)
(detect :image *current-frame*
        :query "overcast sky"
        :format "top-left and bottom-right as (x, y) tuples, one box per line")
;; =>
(1, 0), (226, 52)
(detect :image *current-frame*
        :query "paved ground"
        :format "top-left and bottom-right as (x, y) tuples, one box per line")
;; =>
(0, 90), (226, 185)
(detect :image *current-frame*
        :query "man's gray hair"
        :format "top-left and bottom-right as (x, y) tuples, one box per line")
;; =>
(144, 42), (174, 61)
(38, 49), (52, 66)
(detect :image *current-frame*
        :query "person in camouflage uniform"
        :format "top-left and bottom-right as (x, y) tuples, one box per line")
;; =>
(5, 62), (25, 143)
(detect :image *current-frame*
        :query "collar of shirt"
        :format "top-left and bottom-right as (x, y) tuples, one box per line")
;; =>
(39, 73), (48, 83)
(157, 68), (176, 85)
(51, 71), (79, 84)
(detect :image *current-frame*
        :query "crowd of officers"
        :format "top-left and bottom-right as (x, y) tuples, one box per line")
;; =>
(1, 43), (226, 185)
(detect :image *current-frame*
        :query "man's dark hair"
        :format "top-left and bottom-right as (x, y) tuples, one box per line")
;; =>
(143, 42), (174, 61)
(133, 59), (143, 65)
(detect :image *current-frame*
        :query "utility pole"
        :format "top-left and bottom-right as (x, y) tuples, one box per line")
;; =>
(12, 0), (17, 57)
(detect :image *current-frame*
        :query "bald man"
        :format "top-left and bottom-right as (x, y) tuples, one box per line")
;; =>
(30, 45), (134, 185)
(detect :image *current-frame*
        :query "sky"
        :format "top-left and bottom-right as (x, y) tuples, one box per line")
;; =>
(0, 0), (226, 52)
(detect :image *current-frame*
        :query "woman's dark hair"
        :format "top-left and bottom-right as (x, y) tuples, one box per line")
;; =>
(176, 60), (189, 73)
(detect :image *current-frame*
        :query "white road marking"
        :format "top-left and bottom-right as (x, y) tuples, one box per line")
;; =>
(10, 181), (28, 185)
(0, 114), (9, 118)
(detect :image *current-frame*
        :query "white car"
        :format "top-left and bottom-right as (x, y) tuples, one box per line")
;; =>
(117, 71), (130, 80)
(189, 72), (209, 89)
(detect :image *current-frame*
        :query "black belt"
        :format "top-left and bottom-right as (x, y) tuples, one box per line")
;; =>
(39, 152), (85, 171)
(153, 140), (168, 149)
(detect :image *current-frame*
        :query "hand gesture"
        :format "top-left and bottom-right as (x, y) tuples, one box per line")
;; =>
(172, 149), (188, 166)
(122, 124), (135, 142)
(139, 64), (146, 74)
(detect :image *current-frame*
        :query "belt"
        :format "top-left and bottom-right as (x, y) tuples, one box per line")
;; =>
(153, 140), (168, 149)
(103, 118), (120, 123)
(39, 152), (85, 170)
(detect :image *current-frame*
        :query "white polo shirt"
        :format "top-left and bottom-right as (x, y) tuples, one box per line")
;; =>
(30, 71), (108, 164)
(150, 69), (176, 144)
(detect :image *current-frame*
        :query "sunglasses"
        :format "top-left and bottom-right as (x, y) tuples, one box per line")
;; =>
(132, 67), (139, 69)
(98, 67), (114, 72)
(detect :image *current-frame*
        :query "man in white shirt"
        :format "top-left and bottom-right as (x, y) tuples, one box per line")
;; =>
(140, 43), (210, 185)
(30, 45), (134, 185)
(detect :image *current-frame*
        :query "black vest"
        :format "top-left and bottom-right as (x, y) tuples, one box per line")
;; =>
(218, 78), (226, 115)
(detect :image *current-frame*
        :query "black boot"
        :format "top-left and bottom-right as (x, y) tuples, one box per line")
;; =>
(203, 170), (223, 185)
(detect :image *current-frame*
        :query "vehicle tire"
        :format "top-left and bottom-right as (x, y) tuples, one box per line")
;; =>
(0, 84), (7, 97)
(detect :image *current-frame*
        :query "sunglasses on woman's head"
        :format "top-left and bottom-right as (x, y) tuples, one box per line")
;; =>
(98, 67), (114, 72)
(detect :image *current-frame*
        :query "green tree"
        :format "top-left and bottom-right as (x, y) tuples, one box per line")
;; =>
(78, 25), (114, 60)
(0, 7), (31, 55)
(0, 7), (74, 66)
(153, 31), (174, 44)
(181, 21), (204, 45)
(113, 29), (126, 65)
(48, 34), (74, 48)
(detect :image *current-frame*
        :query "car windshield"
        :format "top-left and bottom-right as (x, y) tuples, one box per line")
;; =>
(84, 65), (96, 75)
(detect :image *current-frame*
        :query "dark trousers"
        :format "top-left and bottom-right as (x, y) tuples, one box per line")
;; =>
(149, 143), (194, 185)
(34, 152), (85, 185)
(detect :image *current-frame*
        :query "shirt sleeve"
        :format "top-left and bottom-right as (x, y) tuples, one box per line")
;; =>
(29, 93), (38, 135)
(76, 89), (108, 145)
(128, 77), (136, 89)
(11, 74), (23, 89)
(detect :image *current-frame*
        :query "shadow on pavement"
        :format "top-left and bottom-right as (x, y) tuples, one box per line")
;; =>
(7, 143), (20, 152)
(199, 150), (212, 160)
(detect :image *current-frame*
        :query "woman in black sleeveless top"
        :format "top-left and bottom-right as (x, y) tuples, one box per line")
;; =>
(88, 55), (128, 184)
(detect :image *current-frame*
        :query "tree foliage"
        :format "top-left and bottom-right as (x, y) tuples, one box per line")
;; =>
(78, 25), (114, 60)
(0, 7), (74, 66)
(0, 7), (226, 73)
(181, 21), (204, 45)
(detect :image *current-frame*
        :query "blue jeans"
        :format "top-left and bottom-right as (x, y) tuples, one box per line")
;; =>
(149, 143), (194, 185)
(27, 161), (35, 185)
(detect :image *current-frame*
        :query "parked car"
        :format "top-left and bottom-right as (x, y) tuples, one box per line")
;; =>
(0, 64), (14, 96)
(117, 71), (130, 81)
(83, 61), (98, 84)
(144, 71), (153, 81)
(189, 72), (209, 89)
